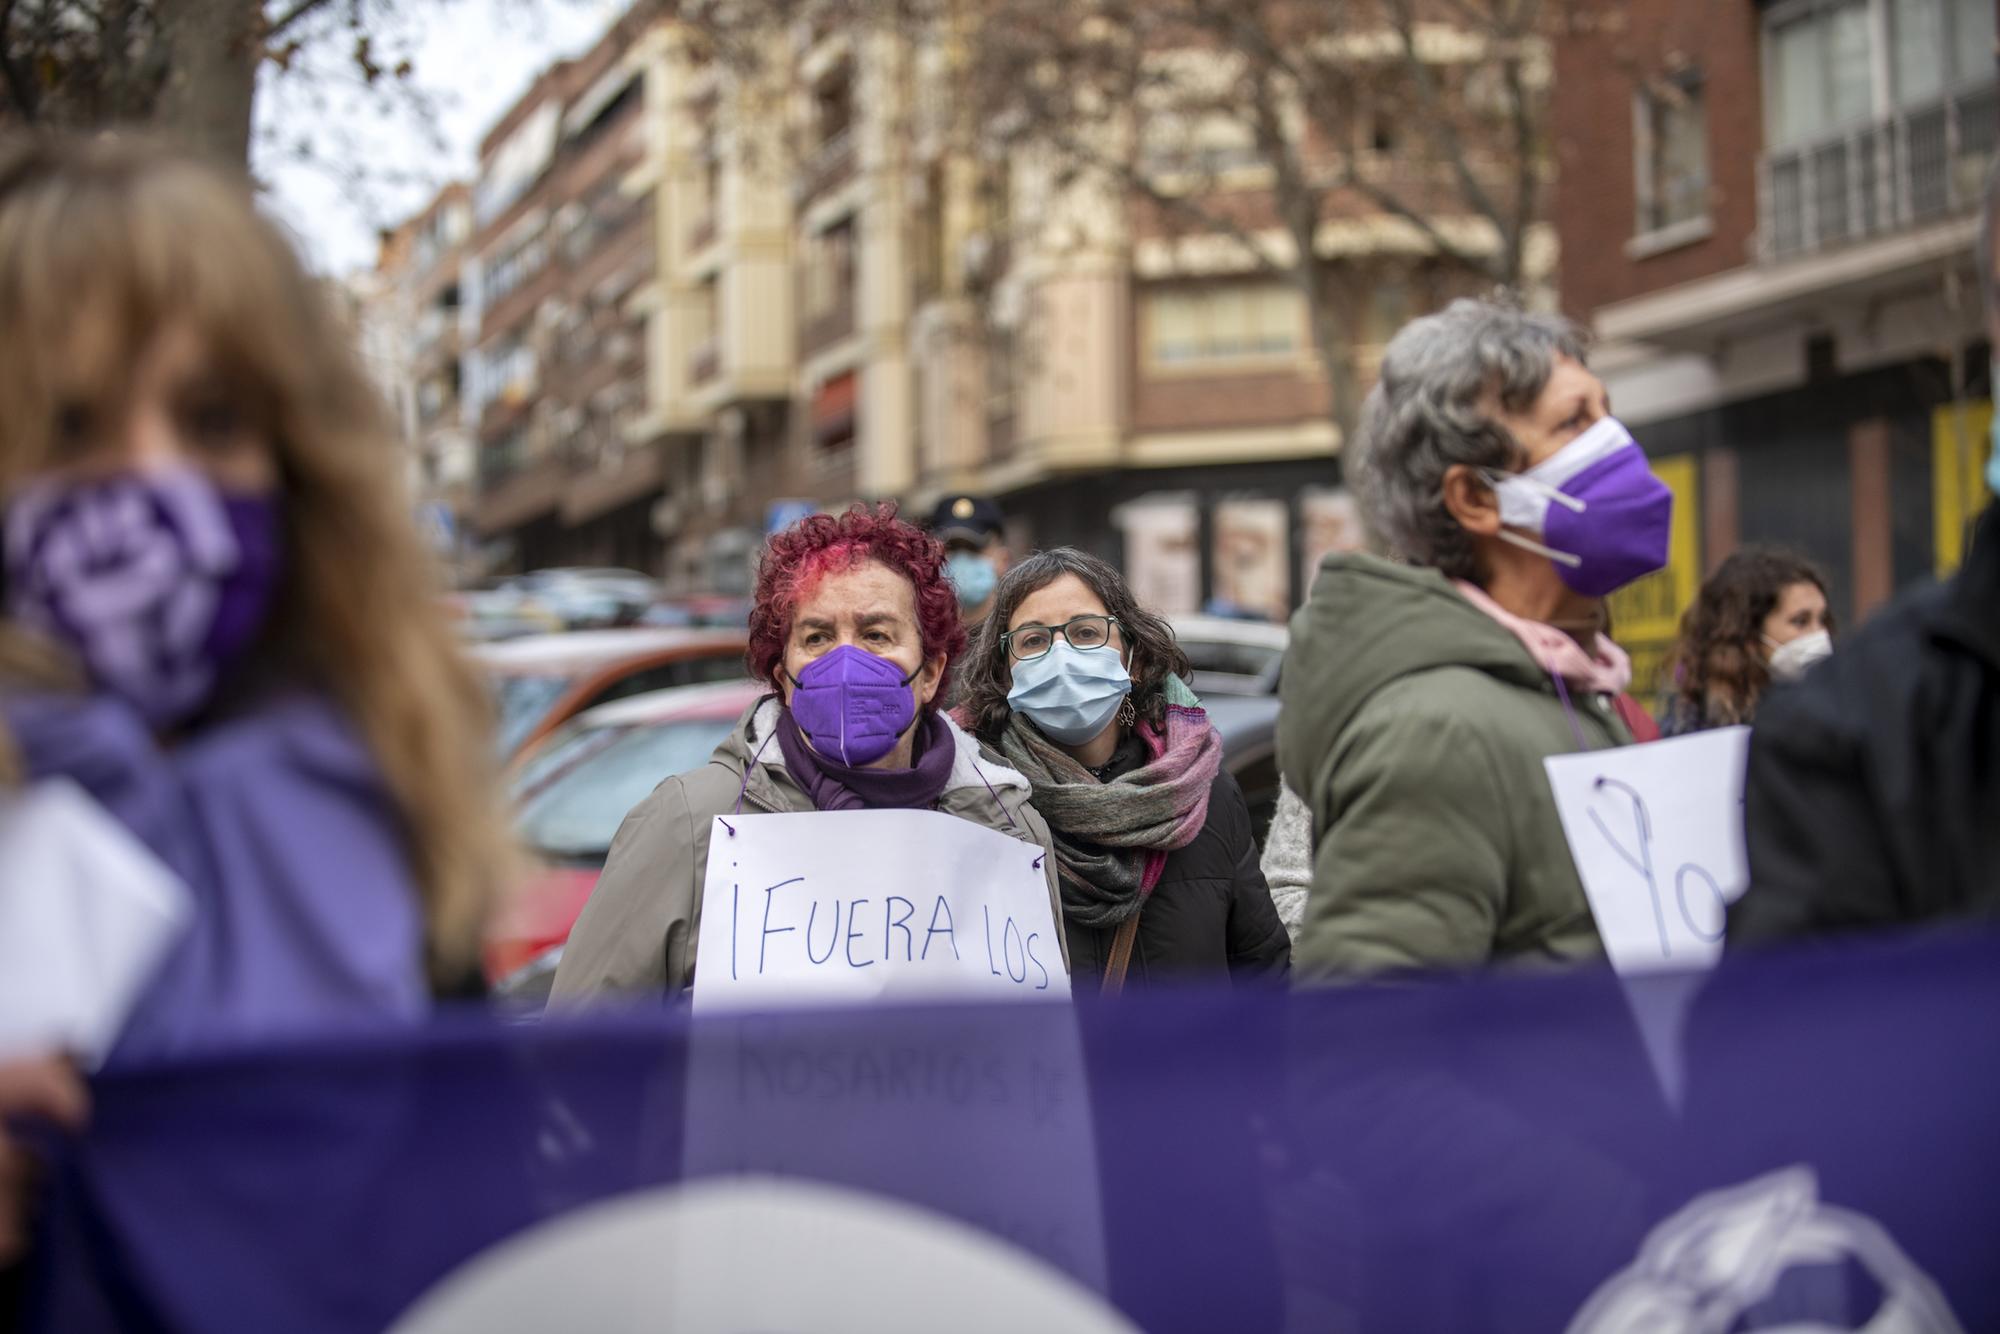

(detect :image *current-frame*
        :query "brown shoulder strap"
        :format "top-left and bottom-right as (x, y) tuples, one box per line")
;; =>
(1101, 911), (1142, 996)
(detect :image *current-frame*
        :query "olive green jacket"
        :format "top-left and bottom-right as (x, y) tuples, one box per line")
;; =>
(1278, 555), (1630, 981)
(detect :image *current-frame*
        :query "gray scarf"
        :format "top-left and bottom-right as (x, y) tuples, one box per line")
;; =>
(997, 692), (1220, 929)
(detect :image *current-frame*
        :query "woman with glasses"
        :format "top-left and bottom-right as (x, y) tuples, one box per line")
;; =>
(957, 548), (1290, 990)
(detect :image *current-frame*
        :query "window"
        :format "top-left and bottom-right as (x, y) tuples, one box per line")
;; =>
(1891, 0), (1996, 103)
(803, 219), (856, 321)
(814, 68), (853, 149)
(1766, 0), (1995, 149)
(1635, 70), (1709, 235)
(1144, 284), (1303, 369)
(1766, 0), (1874, 149)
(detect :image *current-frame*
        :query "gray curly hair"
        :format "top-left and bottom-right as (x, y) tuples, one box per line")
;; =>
(1351, 297), (1590, 582)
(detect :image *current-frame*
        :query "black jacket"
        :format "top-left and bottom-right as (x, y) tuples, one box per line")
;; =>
(1063, 754), (1292, 986)
(1728, 501), (2000, 945)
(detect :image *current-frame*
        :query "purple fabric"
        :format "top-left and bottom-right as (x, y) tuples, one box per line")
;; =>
(3, 468), (283, 728)
(773, 705), (954, 811)
(786, 644), (919, 766)
(1541, 445), (1673, 597)
(28, 928), (2000, 1333)
(0, 690), (426, 1064)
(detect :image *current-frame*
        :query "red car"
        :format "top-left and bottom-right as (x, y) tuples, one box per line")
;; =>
(470, 627), (750, 763)
(487, 679), (767, 1000)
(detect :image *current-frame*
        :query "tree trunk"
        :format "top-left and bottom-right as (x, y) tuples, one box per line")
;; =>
(150, 0), (262, 163)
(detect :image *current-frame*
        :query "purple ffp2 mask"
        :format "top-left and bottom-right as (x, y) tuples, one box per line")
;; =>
(1485, 416), (1673, 598)
(4, 466), (283, 727)
(787, 643), (921, 766)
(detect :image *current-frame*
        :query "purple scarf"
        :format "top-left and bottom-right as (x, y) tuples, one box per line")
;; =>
(774, 707), (956, 812)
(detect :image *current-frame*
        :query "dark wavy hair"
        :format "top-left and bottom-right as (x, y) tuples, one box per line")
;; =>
(747, 502), (968, 703)
(960, 546), (1192, 744)
(1665, 546), (1834, 727)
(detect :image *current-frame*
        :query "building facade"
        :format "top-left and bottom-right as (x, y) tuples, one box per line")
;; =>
(372, 183), (476, 569)
(1554, 0), (1999, 692)
(462, 8), (660, 575)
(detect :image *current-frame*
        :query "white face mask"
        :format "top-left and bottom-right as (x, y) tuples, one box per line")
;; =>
(1765, 629), (1832, 682)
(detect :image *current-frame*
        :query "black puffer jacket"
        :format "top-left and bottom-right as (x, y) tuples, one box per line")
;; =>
(1062, 742), (1291, 985)
(1729, 500), (2000, 944)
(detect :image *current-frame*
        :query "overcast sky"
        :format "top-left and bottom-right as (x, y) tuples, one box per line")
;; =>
(254, 0), (623, 276)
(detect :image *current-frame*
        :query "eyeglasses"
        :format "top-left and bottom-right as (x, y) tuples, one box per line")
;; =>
(1001, 614), (1121, 662)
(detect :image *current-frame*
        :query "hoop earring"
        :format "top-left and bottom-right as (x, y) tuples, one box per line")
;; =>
(1117, 697), (1137, 729)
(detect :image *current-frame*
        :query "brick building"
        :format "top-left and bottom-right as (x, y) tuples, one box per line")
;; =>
(463, 9), (660, 573)
(1554, 0), (1999, 692)
(372, 184), (475, 567)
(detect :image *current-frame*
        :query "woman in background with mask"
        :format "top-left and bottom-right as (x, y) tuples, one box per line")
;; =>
(0, 134), (511, 1057)
(1661, 548), (1834, 736)
(552, 504), (1060, 1000)
(1279, 298), (1666, 981)
(957, 548), (1289, 989)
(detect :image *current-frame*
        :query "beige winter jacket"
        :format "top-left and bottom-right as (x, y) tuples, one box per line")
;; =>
(549, 696), (1065, 1001)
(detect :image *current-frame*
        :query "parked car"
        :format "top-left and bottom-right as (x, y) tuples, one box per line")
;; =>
(1169, 614), (1290, 697)
(443, 586), (564, 643)
(472, 627), (750, 761)
(487, 680), (767, 1005)
(1206, 692), (1283, 851)
(502, 567), (661, 629)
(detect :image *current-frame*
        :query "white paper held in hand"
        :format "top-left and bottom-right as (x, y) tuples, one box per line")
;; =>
(693, 808), (1064, 1011)
(0, 779), (193, 1065)
(1544, 726), (1752, 976)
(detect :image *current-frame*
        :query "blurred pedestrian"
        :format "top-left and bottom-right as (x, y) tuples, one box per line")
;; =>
(927, 493), (1009, 629)
(1728, 167), (2000, 944)
(0, 134), (512, 1057)
(1280, 298), (1669, 979)
(1660, 547), (1834, 736)
(552, 504), (1061, 1000)
(958, 548), (1289, 989)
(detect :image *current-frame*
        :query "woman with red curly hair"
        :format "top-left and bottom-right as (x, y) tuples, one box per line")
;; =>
(552, 504), (1061, 1000)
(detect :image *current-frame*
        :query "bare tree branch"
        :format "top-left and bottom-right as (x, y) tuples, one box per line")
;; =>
(263, 0), (339, 44)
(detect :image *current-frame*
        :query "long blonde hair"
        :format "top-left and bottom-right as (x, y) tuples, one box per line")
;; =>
(0, 133), (511, 985)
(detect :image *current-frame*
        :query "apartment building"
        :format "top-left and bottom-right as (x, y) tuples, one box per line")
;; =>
(463, 8), (660, 574)
(1554, 0), (1998, 691)
(618, 11), (1543, 615)
(372, 184), (476, 561)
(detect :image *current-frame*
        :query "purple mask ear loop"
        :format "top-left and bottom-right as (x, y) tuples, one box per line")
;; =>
(1548, 668), (1590, 751)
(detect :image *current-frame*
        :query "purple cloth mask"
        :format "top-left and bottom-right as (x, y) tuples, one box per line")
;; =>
(786, 643), (921, 766)
(4, 467), (283, 727)
(1488, 416), (1672, 598)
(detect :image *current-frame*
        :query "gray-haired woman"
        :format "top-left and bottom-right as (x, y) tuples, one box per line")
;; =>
(1279, 297), (1671, 981)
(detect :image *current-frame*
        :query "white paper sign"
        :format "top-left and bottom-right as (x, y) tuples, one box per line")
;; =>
(0, 779), (192, 1065)
(693, 809), (1065, 1011)
(1544, 727), (1751, 976)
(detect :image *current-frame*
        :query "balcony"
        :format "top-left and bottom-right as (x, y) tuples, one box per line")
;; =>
(795, 126), (857, 204)
(1759, 81), (1997, 263)
(689, 336), (721, 386)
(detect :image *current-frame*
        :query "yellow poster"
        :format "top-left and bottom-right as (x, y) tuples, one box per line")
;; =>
(1606, 453), (1701, 706)
(1932, 399), (1993, 575)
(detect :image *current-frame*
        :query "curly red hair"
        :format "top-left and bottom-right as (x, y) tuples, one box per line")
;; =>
(747, 503), (968, 703)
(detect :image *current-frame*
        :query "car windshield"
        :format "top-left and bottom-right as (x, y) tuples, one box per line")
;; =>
(492, 673), (575, 757)
(514, 718), (735, 858)
(1179, 639), (1284, 695)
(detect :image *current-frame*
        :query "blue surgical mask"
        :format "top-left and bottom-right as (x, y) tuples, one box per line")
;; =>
(1006, 641), (1132, 745)
(946, 551), (998, 611)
